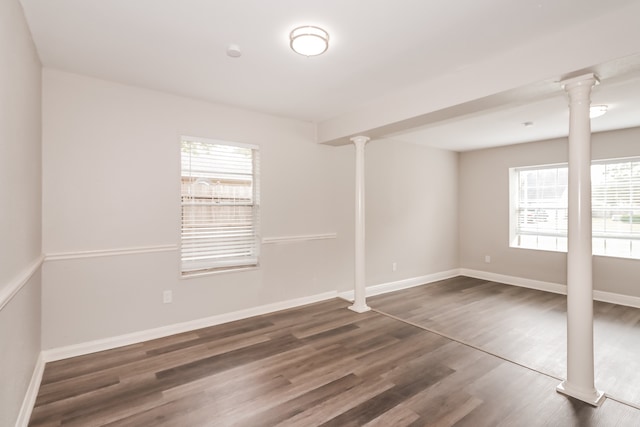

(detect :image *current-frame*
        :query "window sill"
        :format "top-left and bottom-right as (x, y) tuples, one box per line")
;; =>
(510, 244), (565, 254)
(510, 244), (640, 261)
(180, 265), (260, 279)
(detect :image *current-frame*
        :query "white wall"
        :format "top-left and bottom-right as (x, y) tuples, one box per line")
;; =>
(459, 127), (640, 297)
(366, 139), (459, 285)
(41, 69), (354, 349)
(40, 69), (462, 350)
(0, 0), (42, 425)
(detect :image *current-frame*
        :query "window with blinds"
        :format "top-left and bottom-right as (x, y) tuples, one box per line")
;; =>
(592, 158), (640, 258)
(180, 137), (260, 275)
(511, 164), (568, 252)
(510, 157), (640, 259)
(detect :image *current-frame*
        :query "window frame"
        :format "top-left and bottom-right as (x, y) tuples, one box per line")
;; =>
(509, 156), (640, 260)
(509, 162), (568, 253)
(591, 157), (640, 259)
(180, 136), (260, 277)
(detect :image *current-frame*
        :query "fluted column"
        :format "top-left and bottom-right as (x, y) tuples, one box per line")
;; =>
(556, 73), (605, 406)
(349, 135), (371, 313)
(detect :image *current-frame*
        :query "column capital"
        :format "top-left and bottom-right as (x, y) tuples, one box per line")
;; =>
(561, 73), (599, 93)
(350, 135), (370, 147)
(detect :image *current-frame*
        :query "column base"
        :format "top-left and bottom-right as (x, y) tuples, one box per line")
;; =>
(556, 380), (605, 407)
(348, 304), (371, 313)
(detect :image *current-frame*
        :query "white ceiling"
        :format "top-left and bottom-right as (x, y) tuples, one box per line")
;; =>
(19, 0), (640, 151)
(388, 73), (640, 151)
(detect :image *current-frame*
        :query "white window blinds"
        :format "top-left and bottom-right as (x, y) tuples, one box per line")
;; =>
(180, 137), (260, 275)
(512, 165), (568, 252)
(592, 158), (640, 258)
(510, 157), (640, 259)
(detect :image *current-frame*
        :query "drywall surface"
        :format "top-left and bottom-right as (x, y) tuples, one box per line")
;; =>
(41, 69), (353, 349)
(459, 127), (640, 296)
(366, 139), (459, 285)
(0, 0), (42, 425)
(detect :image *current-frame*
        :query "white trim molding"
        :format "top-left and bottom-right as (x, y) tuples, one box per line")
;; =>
(0, 254), (44, 311)
(459, 269), (567, 295)
(261, 233), (337, 245)
(339, 269), (461, 302)
(15, 354), (45, 427)
(45, 244), (178, 262)
(42, 290), (338, 362)
(351, 268), (640, 310)
(460, 268), (640, 309)
(592, 289), (640, 309)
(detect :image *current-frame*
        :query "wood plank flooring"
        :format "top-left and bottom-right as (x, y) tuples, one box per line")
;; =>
(370, 275), (640, 407)
(30, 288), (640, 426)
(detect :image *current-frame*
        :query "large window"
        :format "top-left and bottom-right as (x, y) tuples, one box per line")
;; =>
(592, 159), (640, 258)
(510, 157), (640, 259)
(180, 137), (260, 275)
(510, 164), (569, 252)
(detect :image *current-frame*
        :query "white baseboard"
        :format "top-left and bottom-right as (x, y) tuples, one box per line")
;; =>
(21, 268), (640, 426)
(460, 268), (640, 309)
(40, 269), (640, 363)
(15, 353), (45, 427)
(338, 269), (461, 301)
(592, 289), (640, 309)
(42, 290), (338, 362)
(459, 269), (567, 295)
(42, 268), (461, 363)
(344, 267), (640, 310)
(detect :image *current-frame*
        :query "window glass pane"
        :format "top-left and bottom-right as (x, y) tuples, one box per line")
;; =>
(557, 236), (568, 252)
(632, 240), (640, 259)
(518, 234), (538, 249)
(512, 165), (568, 252)
(603, 238), (632, 258)
(538, 235), (560, 251)
(591, 158), (640, 259)
(511, 157), (640, 259)
(592, 237), (605, 256)
(180, 138), (260, 275)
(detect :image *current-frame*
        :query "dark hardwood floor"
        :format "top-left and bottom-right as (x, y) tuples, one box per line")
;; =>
(369, 276), (640, 408)
(29, 280), (640, 426)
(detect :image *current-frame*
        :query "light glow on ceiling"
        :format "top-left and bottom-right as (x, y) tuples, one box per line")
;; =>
(590, 104), (608, 119)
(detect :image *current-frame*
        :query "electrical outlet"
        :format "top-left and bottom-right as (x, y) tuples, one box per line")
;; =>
(163, 290), (173, 304)
(392, 262), (397, 272)
(485, 255), (491, 263)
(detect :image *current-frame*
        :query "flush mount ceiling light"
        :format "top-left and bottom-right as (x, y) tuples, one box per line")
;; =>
(290, 26), (329, 56)
(590, 104), (608, 119)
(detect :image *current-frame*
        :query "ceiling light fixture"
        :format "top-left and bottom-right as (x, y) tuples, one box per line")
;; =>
(290, 26), (329, 57)
(590, 104), (608, 119)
